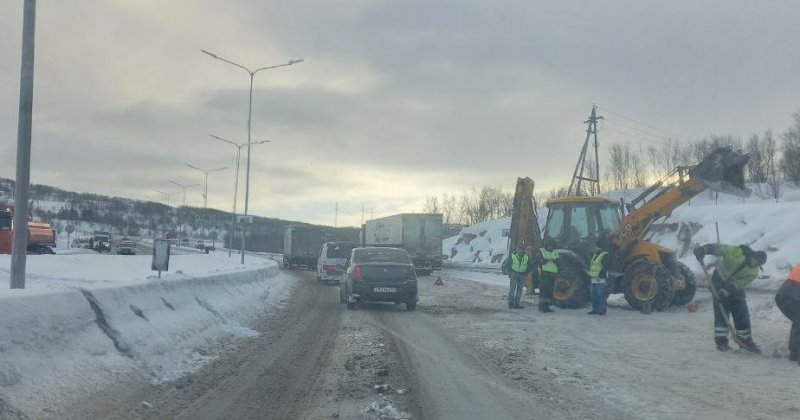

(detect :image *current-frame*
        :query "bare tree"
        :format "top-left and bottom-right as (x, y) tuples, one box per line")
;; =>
(422, 195), (440, 214)
(441, 193), (457, 225)
(763, 130), (782, 200)
(746, 134), (768, 183)
(780, 112), (800, 185)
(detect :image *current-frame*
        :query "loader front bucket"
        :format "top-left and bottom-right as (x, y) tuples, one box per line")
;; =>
(689, 147), (751, 197)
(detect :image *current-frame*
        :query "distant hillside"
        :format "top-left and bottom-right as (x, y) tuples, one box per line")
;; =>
(0, 178), (359, 253)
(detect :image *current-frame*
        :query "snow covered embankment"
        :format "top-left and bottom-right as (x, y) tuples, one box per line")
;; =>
(0, 260), (290, 418)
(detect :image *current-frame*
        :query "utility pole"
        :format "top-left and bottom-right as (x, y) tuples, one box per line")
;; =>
(10, 0), (37, 289)
(361, 203), (365, 226)
(568, 104), (603, 196)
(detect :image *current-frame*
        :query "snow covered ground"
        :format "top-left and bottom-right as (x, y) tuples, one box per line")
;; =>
(0, 252), (291, 418)
(444, 183), (800, 290)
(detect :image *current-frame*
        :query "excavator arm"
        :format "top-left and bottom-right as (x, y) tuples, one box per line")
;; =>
(613, 147), (750, 260)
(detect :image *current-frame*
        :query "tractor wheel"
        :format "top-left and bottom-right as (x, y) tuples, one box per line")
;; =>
(671, 262), (697, 306)
(551, 254), (589, 309)
(624, 261), (675, 311)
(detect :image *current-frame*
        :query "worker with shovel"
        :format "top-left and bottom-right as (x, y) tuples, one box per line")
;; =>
(775, 263), (800, 364)
(694, 244), (767, 353)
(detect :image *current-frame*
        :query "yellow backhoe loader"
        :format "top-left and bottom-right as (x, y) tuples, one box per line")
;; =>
(534, 147), (751, 310)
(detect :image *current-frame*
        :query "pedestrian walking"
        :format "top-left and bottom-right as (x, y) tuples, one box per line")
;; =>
(587, 240), (611, 315)
(504, 243), (531, 309)
(536, 238), (559, 313)
(694, 243), (767, 353)
(775, 262), (800, 364)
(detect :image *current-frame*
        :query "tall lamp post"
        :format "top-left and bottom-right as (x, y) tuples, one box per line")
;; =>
(167, 179), (200, 207)
(183, 163), (227, 209)
(167, 180), (200, 242)
(209, 134), (270, 258)
(201, 49), (302, 262)
(184, 163), (227, 247)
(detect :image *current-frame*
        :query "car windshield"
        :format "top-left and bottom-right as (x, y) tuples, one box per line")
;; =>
(326, 243), (355, 258)
(352, 248), (410, 264)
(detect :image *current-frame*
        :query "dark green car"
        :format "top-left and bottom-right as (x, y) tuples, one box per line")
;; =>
(339, 247), (418, 311)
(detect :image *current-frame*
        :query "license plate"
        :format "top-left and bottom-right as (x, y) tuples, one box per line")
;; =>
(374, 287), (397, 293)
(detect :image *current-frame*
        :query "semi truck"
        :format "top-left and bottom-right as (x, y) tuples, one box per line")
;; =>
(283, 225), (326, 269)
(0, 207), (56, 254)
(361, 213), (443, 275)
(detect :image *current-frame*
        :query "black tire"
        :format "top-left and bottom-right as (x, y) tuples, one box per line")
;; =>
(551, 253), (590, 309)
(671, 262), (697, 306)
(624, 260), (676, 311)
(406, 300), (417, 311)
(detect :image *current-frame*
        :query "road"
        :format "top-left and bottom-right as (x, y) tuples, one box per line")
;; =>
(62, 269), (800, 420)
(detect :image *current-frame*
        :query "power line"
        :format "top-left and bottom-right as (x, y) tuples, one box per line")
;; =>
(598, 107), (694, 142)
(601, 123), (668, 145)
(603, 118), (680, 142)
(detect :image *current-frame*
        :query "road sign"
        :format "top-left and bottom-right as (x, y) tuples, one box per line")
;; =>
(152, 239), (170, 278)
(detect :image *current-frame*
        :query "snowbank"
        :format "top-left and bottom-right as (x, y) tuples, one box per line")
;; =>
(0, 254), (291, 418)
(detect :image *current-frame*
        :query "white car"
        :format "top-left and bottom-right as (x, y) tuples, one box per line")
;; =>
(317, 241), (357, 283)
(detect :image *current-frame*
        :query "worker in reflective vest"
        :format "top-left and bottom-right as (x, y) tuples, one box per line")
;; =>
(537, 239), (559, 313)
(504, 243), (531, 309)
(587, 243), (611, 315)
(694, 243), (767, 353)
(775, 263), (800, 364)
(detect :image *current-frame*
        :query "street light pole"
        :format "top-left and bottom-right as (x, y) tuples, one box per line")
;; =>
(10, 0), (37, 289)
(167, 180), (200, 207)
(209, 134), (269, 258)
(202, 49), (302, 263)
(184, 163), (227, 210)
(184, 163), (226, 246)
(153, 189), (179, 207)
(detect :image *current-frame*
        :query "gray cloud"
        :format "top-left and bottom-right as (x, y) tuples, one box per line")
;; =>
(1, 1), (799, 226)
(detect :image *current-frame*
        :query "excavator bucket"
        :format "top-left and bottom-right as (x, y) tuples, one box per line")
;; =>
(689, 147), (751, 198)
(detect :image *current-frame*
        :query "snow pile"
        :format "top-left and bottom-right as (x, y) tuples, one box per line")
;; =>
(362, 399), (411, 419)
(443, 216), (513, 265)
(444, 184), (800, 289)
(0, 254), (290, 418)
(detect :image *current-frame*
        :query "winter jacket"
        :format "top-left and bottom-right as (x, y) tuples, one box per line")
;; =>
(505, 252), (531, 274)
(777, 263), (800, 302)
(698, 244), (759, 290)
(539, 248), (560, 274)
(587, 250), (610, 282)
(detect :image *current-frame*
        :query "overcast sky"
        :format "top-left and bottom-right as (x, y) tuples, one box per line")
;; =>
(1, 1), (799, 227)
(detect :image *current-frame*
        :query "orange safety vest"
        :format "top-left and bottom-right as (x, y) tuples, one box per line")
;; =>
(789, 263), (800, 283)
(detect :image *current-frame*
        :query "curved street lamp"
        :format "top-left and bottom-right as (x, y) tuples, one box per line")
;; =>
(202, 49), (302, 261)
(209, 134), (270, 258)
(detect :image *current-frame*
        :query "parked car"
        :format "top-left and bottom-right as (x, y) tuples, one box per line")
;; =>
(71, 236), (92, 249)
(92, 234), (111, 253)
(116, 239), (136, 255)
(317, 241), (357, 283)
(339, 247), (418, 311)
(195, 241), (205, 250)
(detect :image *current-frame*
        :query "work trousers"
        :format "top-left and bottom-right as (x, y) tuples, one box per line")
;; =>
(539, 271), (556, 309)
(775, 280), (800, 357)
(713, 293), (752, 345)
(590, 282), (608, 315)
(508, 273), (525, 308)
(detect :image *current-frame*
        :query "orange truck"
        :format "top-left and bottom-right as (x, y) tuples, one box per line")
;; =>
(0, 207), (56, 254)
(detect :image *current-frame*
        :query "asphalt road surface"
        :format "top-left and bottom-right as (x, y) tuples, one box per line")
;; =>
(62, 269), (800, 420)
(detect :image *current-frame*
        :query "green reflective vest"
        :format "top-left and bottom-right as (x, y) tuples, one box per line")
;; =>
(510, 253), (530, 273)
(715, 244), (759, 289)
(540, 248), (559, 273)
(588, 251), (609, 278)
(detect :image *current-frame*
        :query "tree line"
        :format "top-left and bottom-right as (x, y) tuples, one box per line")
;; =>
(424, 110), (800, 226)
